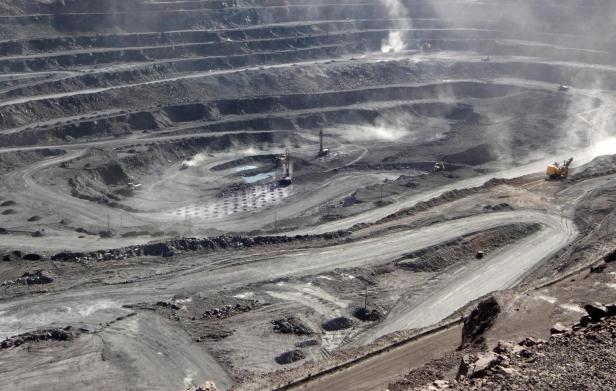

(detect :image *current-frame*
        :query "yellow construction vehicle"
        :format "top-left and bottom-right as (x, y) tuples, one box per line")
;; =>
(546, 157), (573, 180)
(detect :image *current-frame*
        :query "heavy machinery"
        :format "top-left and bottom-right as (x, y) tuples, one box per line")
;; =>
(318, 129), (330, 157)
(434, 161), (445, 172)
(558, 84), (570, 92)
(546, 157), (573, 180)
(279, 149), (292, 185)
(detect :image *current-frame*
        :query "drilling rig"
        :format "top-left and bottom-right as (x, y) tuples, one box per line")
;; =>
(318, 129), (330, 157)
(546, 157), (573, 180)
(279, 148), (292, 185)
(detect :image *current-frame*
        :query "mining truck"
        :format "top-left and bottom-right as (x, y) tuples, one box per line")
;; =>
(546, 157), (573, 180)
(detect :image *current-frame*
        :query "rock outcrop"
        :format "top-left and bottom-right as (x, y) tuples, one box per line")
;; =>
(459, 296), (500, 348)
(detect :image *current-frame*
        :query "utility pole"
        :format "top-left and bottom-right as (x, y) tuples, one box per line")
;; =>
(364, 285), (368, 310)
(107, 214), (110, 233)
(319, 129), (324, 156)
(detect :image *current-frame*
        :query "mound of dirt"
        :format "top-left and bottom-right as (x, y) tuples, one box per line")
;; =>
(1, 326), (75, 349)
(272, 317), (313, 335)
(460, 297), (501, 348)
(22, 253), (42, 261)
(353, 307), (383, 322)
(322, 316), (355, 331)
(295, 339), (320, 348)
(275, 349), (306, 365)
(3, 270), (53, 286)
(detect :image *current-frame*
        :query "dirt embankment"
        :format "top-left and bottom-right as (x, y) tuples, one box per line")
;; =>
(39, 230), (352, 263)
(396, 223), (541, 273)
(369, 178), (511, 228)
(0, 148), (65, 172)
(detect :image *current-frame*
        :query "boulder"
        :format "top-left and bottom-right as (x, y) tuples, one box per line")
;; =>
(550, 323), (569, 335)
(457, 353), (499, 379)
(518, 337), (541, 347)
(604, 249), (616, 263)
(584, 303), (609, 322)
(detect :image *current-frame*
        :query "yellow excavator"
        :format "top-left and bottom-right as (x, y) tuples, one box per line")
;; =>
(546, 157), (573, 180)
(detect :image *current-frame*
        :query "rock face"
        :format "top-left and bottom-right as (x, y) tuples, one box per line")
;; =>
(584, 303), (610, 322)
(460, 296), (500, 348)
(272, 317), (313, 335)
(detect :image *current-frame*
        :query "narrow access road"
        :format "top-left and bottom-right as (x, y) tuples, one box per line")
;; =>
(293, 324), (462, 391)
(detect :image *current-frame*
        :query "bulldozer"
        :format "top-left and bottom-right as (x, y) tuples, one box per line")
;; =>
(558, 84), (570, 92)
(546, 157), (573, 180)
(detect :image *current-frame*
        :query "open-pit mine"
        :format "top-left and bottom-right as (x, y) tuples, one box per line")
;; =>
(1, 1), (615, 390)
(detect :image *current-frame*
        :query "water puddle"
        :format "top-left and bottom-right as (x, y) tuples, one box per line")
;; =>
(231, 165), (258, 173)
(243, 172), (274, 184)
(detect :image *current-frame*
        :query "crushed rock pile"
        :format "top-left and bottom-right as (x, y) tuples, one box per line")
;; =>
(184, 382), (218, 391)
(272, 317), (313, 335)
(414, 302), (616, 390)
(1, 326), (76, 349)
(1, 270), (53, 286)
(275, 349), (307, 365)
